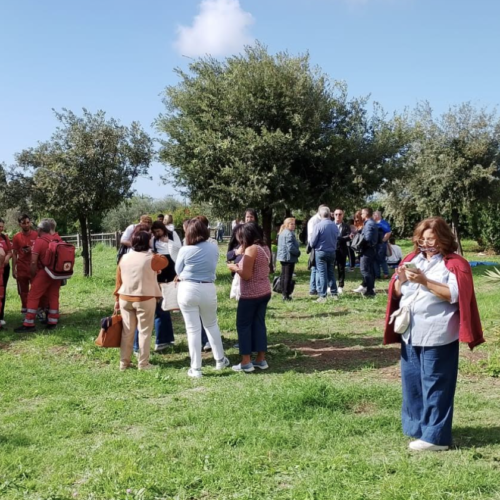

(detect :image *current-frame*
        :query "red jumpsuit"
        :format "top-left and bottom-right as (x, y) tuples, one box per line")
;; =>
(23, 235), (61, 327)
(12, 230), (38, 313)
(0, 237), (7, 326)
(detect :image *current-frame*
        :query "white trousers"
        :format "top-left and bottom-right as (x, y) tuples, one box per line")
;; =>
(177, 282), (225, 369)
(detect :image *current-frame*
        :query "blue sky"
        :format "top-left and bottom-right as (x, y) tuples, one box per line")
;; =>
(1, 0), (499, 199)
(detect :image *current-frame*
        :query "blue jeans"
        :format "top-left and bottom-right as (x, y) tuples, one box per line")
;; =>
(309, 266), (319, 294)
(373, 243), (390, 278)
(315, 250), (337, 297)
(237, 294), (271, 355)
(134, 301), (174, 350)
(401, 340), (459, 446)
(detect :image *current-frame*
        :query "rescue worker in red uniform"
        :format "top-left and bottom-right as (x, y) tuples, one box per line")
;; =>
(0, 218), (13, 326)
(15, 219), (62, 332)
(0, 245), (5, 328)
(12, 214), (38, 316)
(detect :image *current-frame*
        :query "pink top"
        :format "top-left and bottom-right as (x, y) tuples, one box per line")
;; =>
(239, 245), (272, 299)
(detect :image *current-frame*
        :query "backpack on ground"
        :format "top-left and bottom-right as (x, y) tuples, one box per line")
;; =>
(43, 237), (76, 279)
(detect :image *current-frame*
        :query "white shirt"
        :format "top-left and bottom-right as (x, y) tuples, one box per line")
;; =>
(387, 244), (403, 264)
(120, 224), (136, 244)
(401, 253), (459, 347)
(307, 214), (322, 245)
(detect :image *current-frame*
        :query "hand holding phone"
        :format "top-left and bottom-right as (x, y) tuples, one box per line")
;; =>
(404, 262), (417, 270)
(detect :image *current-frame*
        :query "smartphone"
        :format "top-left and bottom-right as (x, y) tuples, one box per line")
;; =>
(404, 263), (417, 270)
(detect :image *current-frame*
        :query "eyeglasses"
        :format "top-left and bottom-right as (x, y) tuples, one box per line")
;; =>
(417, 238), (437, 246)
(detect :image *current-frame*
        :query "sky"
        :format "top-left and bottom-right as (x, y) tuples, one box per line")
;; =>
(1, 0), (499, 199)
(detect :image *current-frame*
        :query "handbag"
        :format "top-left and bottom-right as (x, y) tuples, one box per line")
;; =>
(272, 275), (295, 294)
(95, 311), (123, 348)
(161, 281), (180, 311)
(230, 272), (241, 300)
(350, 233), (365, 253)
(389, 285), (422, 334)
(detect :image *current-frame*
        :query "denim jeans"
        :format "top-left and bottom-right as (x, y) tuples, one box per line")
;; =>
(401, 340), (459, 446)
(134, 300), (174, 350)
(315, 250), (337, 297)
(373, 242), (390, 278)
(360, 247), (376, 295)
(309, 266), (319, 294)
(237, 294), (271, 355)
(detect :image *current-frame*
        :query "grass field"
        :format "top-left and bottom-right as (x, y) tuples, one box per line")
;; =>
(1, 240), (500, 500)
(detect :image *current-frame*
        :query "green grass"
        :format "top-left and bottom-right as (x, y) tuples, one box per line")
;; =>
(1, 241), (500, 499)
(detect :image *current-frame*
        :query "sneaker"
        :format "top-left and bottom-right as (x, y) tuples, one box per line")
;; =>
(316, 297), (327, 303)
(337, 287), (343, 294)
(232, 362), (255, 373)
(362, 292), (376, 299)
(138, 364), (156, 371)
(282, 296), (292, 302)
(203, 342), (212, 352)
(252, 360), (269, 370)
(14, 325), (36, 333)
(187, 368), (203, 378)
(154, 343), (171, 353)
(36, 311), (45, 321)
(309, 291), (318, 296)
(354, 285), (367, 293)
(120, 363), (134, 371)
(409, 439), (449, 452)
(215, 356), (230, 370)
(0, 320), (6, 326)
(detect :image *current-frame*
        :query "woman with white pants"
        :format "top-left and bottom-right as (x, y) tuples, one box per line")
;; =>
(175, 218), (229, 378)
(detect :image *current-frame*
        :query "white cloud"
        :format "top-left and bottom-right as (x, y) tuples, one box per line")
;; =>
(174, 0), (255, 58)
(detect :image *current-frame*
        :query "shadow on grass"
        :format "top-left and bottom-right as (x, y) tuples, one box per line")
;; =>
(453, 426), (500, 448)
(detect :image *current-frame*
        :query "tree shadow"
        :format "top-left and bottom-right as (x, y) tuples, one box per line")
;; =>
(0, 433), (32, 447)
(453, 426), (500, 448)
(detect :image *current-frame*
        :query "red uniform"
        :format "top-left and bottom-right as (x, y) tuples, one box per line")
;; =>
(23, 234), (61, 328)
(12, 230), (38, 313)
(0, 237), (8, 326)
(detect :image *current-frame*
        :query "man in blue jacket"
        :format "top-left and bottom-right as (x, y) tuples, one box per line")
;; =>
(310, 206), (339, 302)
(360, 207), (378, 297)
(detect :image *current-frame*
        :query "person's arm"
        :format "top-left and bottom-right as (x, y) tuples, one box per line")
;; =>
(289, 234), (300, 256)
(309, 224), (320, 248)
(237, 246), (258, 280)
(0, 248), (5, 269)
(30, 252), (38, 279)
(120, 225), (134, 248)
(11, 240), (18, 278)
(174, 248), (187, 276)
(405, 268), (453, 302)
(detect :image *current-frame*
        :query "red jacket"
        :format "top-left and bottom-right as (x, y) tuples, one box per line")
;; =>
(384, 252), (485, 350)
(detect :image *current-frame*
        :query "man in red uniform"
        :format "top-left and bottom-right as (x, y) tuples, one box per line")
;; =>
(12, 215), (38, 316)
(14, 219), (62, 332)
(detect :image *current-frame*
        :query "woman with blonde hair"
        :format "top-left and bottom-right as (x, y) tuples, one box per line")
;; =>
(384, 217), (484, 451)
(277, 218), (301, 301)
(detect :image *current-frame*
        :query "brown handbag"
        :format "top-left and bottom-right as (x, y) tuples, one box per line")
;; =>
(95, 311), (123, 348)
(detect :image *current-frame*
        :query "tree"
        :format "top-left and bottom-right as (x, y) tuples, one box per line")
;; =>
(383, 102), (500, 253)
(14, 109), (155, 276)
(156, 43), (407, 245)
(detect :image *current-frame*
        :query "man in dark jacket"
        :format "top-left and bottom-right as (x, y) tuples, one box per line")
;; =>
(360, 207), (378, 297)
(332, 208), (351, 294)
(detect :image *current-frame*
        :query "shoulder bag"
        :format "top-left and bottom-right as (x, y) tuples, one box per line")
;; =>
(389, 285), (422, 334)
(95, 311), (123, 348)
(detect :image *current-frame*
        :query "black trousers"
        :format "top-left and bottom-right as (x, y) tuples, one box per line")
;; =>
(280, 262), (295, 298)
(360, 248), (376, 294)
(336, 249), (347, 288)
(0, 264), (9, 320)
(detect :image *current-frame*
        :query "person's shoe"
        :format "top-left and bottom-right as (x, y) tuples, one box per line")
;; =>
(348, 268), (355, 272)
(354, 285), (367, 293)
(36, 310), (45, 321)
(0, 320), (6, 326)
(46, 323), (57, 330)
(337, 287), (343, 294)
(120, 363), (135, 371)
(232, 362), (255, 373)
(138, 364), (156, 371)
(362, 292), (376, 299)
(409, 439), (449, 452)
(282, 296), (292, 302)
(316, 297), (327, 303)
(252, 360), (269, 370)
(215, 356), (230, 370)
(154, 343), (171, 353)
(14, 325), (36, 333)
(187, 368), (203, 378)
(309, 291), (318, 296)
(203, 342), (212, 352)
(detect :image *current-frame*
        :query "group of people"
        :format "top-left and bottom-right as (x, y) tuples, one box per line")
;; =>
(0, 215), (66, 333)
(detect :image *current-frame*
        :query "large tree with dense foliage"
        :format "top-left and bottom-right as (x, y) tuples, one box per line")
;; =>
(156, 43), (408, 242)
(13, 109), (155, 276)
(382, 102), (500, 252)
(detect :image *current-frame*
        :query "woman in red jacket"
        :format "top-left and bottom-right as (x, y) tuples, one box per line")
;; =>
(384, 217), (484, 452)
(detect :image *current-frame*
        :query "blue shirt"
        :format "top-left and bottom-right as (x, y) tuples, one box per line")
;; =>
(310, 219), (338, 253)
(175, 241), (219, 282)
(377, 218), (392, 236)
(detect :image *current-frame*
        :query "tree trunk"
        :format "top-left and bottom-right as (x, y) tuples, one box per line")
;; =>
(451, 210), (463, 256)
(261, 206), (274, 273)
(79, 216), (90, 277)
(87, 217), (93, 277)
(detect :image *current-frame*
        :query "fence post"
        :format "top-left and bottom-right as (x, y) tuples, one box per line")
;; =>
(77, 233), (81, 248)
(115, 232), (121, 250)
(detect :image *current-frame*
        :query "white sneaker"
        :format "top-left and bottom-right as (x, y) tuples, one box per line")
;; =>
(337, 287), (343, 294)
(316, 297), (327, 303)
(354, 285), (367, 293)
(215, 356), (230, 370)
(187, 368), (203, 378)
(409, 439), (449, 452)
